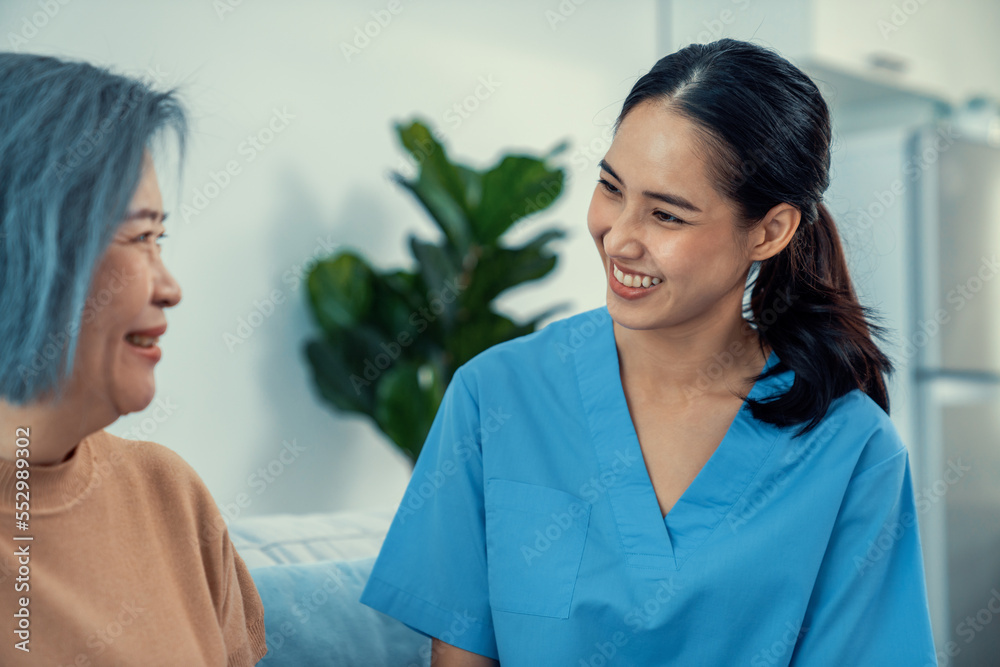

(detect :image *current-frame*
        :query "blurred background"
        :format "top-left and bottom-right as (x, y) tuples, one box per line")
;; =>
(3, 1), (998, 663)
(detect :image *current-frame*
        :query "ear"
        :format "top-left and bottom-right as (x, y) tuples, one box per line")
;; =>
(748, 202), (800, 262)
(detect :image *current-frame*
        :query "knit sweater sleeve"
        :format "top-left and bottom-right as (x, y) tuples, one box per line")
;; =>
(220, 529), (268, 666)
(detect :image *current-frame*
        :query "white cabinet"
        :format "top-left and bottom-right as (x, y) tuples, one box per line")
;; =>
(661, 0), (1000, 107)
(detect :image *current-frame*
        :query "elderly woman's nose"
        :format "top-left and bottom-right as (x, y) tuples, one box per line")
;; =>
(155, 266), (182, 308)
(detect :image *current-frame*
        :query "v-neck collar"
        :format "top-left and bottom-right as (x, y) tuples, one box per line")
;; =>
(573, 306), (786, 571)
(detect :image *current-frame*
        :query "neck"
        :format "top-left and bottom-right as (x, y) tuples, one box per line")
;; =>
(0, 393), (110, 465)
(614, 314), (769, 408)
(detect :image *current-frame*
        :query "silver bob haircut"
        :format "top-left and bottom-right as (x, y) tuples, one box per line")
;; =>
(0, 53), (187, 405)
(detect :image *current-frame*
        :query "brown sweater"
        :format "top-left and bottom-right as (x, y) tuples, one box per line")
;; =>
(0, 428), (267, 666)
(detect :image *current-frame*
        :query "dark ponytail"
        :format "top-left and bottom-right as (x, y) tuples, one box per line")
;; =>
(616, 38), (894, 438)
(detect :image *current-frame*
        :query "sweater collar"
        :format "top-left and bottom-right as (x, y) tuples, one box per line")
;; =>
(0, 429), (102, 514)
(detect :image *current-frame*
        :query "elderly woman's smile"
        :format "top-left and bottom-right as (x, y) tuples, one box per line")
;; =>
(58, 152), (183, 425)
(124, 325), (166, 351)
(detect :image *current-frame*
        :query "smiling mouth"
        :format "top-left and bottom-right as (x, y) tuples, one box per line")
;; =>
(612, 262), (662, 289)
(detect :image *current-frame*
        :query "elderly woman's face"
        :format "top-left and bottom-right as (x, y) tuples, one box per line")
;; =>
(69, 155), (181, 417)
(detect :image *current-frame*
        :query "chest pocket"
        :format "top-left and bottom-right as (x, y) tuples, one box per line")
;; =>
(484, 478), (591, 618)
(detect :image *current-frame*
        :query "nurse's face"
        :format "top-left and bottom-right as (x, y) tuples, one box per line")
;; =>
(587, 100), (754, 331)
(64, 154), (182, 418)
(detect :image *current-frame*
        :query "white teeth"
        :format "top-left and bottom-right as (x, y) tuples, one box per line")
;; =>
(125, 334), (158, 348)
(612, 263), (661, 289)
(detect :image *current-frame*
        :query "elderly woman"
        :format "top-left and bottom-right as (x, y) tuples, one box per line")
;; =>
(0, 54), (267, 665)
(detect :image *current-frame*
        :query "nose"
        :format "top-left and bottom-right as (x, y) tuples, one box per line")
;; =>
(153, 262), (182, 309)
(603, 206), (644, 259)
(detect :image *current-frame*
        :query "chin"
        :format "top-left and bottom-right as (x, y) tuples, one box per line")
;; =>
(606, 297), (669, 331)
(606, 298), (645, 327)
(116, 380), (157, 416)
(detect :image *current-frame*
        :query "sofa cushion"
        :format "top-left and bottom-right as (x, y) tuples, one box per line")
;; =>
(250, 557), (430, 667)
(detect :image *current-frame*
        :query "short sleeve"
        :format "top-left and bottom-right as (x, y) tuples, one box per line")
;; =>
(359, 366), (498, 660)
(789, 438), (938, 665)
(218, 529), (269, 666)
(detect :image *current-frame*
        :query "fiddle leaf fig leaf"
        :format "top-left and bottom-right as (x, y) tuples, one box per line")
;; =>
(306, 252), (375, 331)
(303, 119), (569, 465)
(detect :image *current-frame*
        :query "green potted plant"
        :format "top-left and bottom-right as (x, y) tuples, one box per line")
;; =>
(302, 119), (571, 464)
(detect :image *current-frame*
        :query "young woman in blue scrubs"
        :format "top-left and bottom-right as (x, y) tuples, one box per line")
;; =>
(360, 38), (938, 666)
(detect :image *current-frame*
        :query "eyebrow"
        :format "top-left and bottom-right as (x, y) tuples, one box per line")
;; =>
(599, 159), (703, 213)
(123, 208), (168, 224)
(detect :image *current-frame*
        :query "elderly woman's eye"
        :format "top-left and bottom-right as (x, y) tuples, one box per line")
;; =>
(135, 232), (168, 245)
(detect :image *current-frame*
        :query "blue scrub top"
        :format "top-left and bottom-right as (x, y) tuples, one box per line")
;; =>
(359, 306), (938, 666)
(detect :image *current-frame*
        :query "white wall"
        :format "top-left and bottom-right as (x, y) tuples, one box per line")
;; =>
(0, 0), (658, 517)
